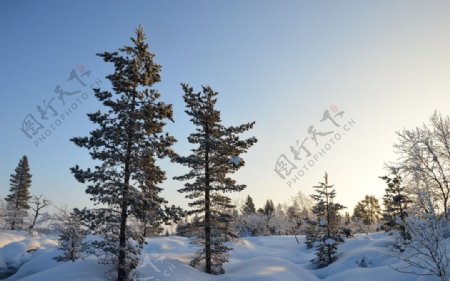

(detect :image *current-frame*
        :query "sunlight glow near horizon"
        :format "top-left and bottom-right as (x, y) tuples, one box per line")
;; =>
(1, 1), (450, 213)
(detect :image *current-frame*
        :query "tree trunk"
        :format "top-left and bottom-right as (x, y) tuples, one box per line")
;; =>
(204, 126), (212, 274)
(29, 208), (39, 230)
(118, 97), (135, 281)
(118, 197), (128, 281)
(444, 196), (448, 220)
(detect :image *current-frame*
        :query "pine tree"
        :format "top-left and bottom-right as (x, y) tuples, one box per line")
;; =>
(241, 195), (256, 215)
(71, 26), (178, 281)
(262, 199), (275, 216)
(174, 84), (257, 274)
(380, 168), (411, 237)
(5, 155), (32, 230)
(307, 172), (346, 267)
(54, 209), (87, 262)
(352, 195), (381, 225)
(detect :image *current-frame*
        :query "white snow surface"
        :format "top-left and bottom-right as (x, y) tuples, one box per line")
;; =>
(0, 230), (444, 280)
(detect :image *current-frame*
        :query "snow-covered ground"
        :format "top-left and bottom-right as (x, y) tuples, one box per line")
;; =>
(0, 230), (442, 280)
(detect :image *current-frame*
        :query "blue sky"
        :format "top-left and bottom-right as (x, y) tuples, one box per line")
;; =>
(1, 0), (450, 212)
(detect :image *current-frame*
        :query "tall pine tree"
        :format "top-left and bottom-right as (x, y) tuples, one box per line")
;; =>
(174, 84), (257, 274)
(5, 155), (32, 230)
(71, 26), (178, 281)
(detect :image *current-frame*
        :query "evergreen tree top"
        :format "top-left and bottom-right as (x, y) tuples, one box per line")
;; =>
(98, 25), (161, 92)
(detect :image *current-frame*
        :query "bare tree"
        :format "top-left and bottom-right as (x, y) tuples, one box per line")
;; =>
(391, 111), (450, 218)
(28, 194), (51, 231)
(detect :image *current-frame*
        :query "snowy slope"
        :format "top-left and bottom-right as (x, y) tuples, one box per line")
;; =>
(0, 231), (443, 281)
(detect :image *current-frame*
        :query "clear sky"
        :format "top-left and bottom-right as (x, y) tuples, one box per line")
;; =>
(1, 0), (450, 213)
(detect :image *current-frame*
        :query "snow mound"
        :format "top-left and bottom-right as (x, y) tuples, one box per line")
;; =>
(0, 231), (30, 248)
(12, 258), (113, 281)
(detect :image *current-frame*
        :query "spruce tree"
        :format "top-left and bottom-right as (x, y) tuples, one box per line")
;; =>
(307, 172), (345, 267)
(174, 84), (257, 274)
(5, 155), (32, 230)
(262, 199), (275, 216)
(71, 26), (178, 281)
(380, 168), (411, 237)
(241, 195), (256, 215)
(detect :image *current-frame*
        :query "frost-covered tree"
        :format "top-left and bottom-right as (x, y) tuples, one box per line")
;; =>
(380, 168), (411, 237)
(390, 192), (449, 281)
(391, 111), (450, 218)
(54, 209), (87, 262)
(307, 172), (346, 267)
(174, 84), (257, 274)
(241, 195), (256, 215)
(352, 195), (381, 226)
(0, 198), (6, 226)
(234, 212), (268, 237)
(175, 217), (190, 237)
(264, 204), (292, 236)
(288, 191), (314, 236)
(5, 155), (32, 230)
(140, 219), (164, 238)
(234, 201), (302, 237)
(286, 203), (302, 233)
(71, 27), (178, 281)
(176, 214), (202, 238)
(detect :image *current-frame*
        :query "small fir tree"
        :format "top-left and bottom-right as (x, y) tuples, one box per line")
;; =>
(307, 172), (346, 267)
